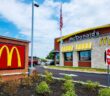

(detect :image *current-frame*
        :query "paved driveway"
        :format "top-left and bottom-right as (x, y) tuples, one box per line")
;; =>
(35, 66), (109, 86)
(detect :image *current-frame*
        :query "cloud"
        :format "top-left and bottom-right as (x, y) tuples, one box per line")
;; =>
(0, 0), (110, 58)
(0, 0), (60, 58)
(62, 0), (110, 34)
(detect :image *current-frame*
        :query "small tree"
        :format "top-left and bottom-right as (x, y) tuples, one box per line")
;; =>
(35, 81), (51, 95)
(85, 80), (99, 90)
(99, 88), (110, 96)
(62, 90), (77, 96)
(46, 50), (54, 60)
(62, 75), (77, 96)
(83, 80), (99, 96)
(63, 80), (74, 91)
(64, 75), (72, 81)
(44, 70), (53, 84)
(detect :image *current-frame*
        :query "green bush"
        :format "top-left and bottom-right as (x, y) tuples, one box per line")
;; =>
(62, 90), (77, 96)
(35, 81), (51, 95)
(44, 70), (53, 83)
(85, 80), (99, 89)
(99, 88), (110, 96)
(64, 75), (72, 81)
(63, 80), (74, 91)
(62, 75), (77, 96)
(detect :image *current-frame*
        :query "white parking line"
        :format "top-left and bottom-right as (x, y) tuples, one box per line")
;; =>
(59, 73), (78, 77)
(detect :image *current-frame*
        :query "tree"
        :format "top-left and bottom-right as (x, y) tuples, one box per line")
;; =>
(46, 50), (54, 59)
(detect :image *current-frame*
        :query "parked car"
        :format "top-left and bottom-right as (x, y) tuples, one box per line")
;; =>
(45, 60), (54, 65)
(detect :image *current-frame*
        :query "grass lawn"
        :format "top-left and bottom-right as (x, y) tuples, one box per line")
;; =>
(47, 66), (108, 73)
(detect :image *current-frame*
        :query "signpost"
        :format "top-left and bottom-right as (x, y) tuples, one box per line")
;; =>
(106, 48), (110, 87)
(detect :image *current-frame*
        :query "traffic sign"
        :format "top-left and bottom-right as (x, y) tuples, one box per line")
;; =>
(106, 48), (110, 87)
(106, 48), (110, 65)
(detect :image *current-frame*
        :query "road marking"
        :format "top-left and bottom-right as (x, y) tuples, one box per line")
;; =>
(40, 74), (107, 87)
(59, 73), (78, 77)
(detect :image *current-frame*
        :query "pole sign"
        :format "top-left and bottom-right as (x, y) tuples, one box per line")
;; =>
(106, 48), (110, 65)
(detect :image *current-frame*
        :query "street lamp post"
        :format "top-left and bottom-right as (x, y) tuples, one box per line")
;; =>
(30, 0), (39, 74)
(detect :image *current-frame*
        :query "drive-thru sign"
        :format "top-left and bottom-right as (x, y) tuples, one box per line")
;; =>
(106, 48), (110, 65)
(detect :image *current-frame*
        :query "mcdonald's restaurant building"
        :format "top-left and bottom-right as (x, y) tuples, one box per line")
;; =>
(0, 36), (29, 81)
(54, 24), (110, 69)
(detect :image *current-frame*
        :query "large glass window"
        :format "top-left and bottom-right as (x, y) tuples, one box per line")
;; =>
(79, 50), (91, 61)
(64, 52), (73, 61)
(55, 53), (59, 61)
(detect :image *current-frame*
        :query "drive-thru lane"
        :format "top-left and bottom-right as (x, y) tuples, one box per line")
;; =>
(36, 66), (108, 86)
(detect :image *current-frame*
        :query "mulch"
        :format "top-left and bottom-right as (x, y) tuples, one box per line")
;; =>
(0, 77), (100, 96)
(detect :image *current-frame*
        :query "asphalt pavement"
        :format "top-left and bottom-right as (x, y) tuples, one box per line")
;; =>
(35, 66), (109, 86)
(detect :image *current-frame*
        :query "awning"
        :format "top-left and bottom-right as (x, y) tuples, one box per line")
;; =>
(61, 45), (73, 52)
(75, 42), (92, 51)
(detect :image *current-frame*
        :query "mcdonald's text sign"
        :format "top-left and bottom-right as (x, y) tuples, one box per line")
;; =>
(0, 43), (25, 69)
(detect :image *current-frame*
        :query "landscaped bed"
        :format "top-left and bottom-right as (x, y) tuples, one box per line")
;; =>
(0, 70), (109, 96)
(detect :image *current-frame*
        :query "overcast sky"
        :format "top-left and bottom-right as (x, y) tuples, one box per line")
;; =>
(0, 0), (110, 58)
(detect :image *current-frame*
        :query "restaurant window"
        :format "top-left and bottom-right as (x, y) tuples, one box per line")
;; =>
(55, 53), (59, 61)
(64, 52), (73, 61)
(79, 50), (91, 61)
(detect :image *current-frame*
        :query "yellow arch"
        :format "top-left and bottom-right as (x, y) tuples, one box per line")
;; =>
(0, 45), (21, 67)
(0, 45), (10, 56)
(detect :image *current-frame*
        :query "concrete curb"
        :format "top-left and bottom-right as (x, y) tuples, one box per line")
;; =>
(40, 74), (107, 88)
(44, 66), (107, 75)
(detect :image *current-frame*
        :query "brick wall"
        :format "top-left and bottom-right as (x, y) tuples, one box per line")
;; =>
(64, 61), (73, 66)
(54, 27), (110, 68)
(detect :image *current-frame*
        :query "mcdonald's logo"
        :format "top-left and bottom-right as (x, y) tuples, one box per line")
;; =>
(0, 45), (22, 68)
(99, 37), (110, 46)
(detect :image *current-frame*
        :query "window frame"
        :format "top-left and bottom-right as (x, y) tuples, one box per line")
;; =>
(64, 52), (73, 62)
(55, 53), (59, 61)
(79, 50), (91, 62)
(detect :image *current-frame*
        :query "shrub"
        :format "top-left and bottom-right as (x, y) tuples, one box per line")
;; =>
(21, 76), (33, 87)
(3, 80), (19, 96)
(35, 81), (51, 95)
(30, 70), (39, 82)
(85, 80), (99, 90)
(21, 72), (27, 78)
(62, 90), (77, 96)
(64, 75), (72, 81)
(0, 75), (3, 85)
(62, 75), (77, 96)
(44, 70), (53, 84)
(99, 88), (110, 96)
(63, 80), (74, 91)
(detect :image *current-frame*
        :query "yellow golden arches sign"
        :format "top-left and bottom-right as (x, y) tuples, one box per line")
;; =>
(99, 37), (110, 46)
(0, 45), (21, 67)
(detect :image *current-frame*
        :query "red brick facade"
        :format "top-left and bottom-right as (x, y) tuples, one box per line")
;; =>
(64, 61), (73, 66)
(54, 38), (60, 51)
(78, 61), (91, 67)
(54, 25), (110, 67)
